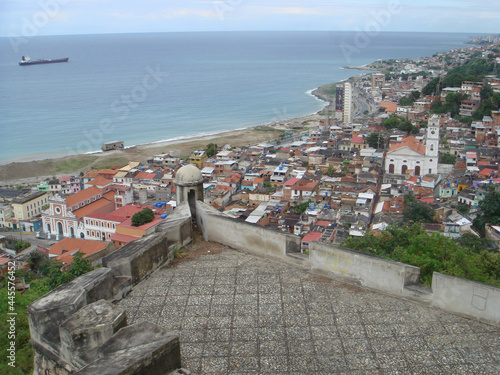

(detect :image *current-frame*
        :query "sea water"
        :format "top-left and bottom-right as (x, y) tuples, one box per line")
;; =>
(0, 31), (472, 163)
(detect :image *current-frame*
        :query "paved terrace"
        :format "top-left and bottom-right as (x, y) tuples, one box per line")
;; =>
(118, 242), (500, 374)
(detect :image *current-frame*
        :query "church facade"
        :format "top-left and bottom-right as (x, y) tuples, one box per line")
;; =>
(385, 122), (439, 176)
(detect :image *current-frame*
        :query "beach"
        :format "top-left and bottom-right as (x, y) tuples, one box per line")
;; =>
(0, 111), (327, 186)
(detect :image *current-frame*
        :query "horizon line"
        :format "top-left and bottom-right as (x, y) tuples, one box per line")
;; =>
(1, 29), (496, 39)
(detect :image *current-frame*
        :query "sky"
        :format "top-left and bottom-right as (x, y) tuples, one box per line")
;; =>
(0, 0), (499, 37)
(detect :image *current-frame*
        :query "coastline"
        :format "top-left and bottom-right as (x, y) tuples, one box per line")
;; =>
(0, 109), (328, 186)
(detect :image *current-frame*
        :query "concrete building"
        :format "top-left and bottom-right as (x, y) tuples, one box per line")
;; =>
(189, 150), (207, 168)
(343, 81), (353, 124)
(385, 125), (439, 176)
(11, 191), (49, 221)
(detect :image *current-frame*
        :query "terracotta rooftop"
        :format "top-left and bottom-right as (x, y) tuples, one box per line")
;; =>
(49, 238), (108, 264)
(65, 186), (102, 207)
(72, 197), (115, 219)
(87, 176), (113, 187)
(388, 136), (426, 155)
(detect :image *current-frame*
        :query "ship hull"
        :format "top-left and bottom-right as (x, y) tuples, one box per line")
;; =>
(19, 57), (69, 66)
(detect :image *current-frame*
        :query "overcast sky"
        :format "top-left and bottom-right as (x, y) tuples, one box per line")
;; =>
(1, 0), (499, 37)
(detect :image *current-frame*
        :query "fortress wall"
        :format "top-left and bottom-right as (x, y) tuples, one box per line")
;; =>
(431, 272), (500, 325)
(196, 201), (301, 260)
(102, 231), (173, 287)
(155, 201), (193, 248)
(28, 205), (191, 374)
(309, 241), (421, 295)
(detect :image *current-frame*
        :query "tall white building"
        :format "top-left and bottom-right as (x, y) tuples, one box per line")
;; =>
(343, 82), (352, 124)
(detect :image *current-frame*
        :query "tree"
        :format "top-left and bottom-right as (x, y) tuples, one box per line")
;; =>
(473, 187), (500, 235)
(403, 195), (435, 223)
(131, 208), (155, 227)
(342, 223), (500, 287)
(366, 132), (385, 149)
(28, 251), (49, 273)
(382, 117), (400, 129)
(205, 143), (217, 157)
(480, 84), (494, 101)
(292, 200), (312, 215)
(439, 154), (456, 164)
(69, 251), (93, 277)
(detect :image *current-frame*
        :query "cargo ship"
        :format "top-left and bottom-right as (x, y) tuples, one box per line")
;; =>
(19, 56), (69, 66)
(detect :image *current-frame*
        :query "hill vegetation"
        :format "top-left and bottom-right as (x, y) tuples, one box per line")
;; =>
(342, 224), (500, 288)
(0, 253), (93, 374)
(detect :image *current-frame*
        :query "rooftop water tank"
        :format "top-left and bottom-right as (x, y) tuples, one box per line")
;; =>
(161, 214), (168, 219)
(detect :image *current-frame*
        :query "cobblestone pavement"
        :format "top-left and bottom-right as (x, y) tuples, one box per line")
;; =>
(118, 246), (500, 374)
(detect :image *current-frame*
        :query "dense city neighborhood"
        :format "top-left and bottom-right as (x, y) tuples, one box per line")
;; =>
(1, 37), (500, 279)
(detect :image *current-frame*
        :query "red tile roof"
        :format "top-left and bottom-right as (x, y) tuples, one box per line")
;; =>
(49, 238), (108, 264)
(66, 186), (102, 207)
(72, 198), (115, 219)
(302, 232), (323, 243)
(351, 136), (364, 144)
(87, 176), (113, 186)
(388, 136), (426, 155)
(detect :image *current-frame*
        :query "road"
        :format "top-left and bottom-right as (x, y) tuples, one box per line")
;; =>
(0, 230), (54, 260)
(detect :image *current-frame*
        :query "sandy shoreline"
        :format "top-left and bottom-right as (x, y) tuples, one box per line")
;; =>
(0, 108), (328, 185)
(0, 76), (339, 186)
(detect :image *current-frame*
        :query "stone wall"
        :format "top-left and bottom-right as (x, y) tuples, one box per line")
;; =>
(431, 272), (500, 325)
(308, 240), (500, 325)
(28, 204), (192, 375)
(309, 241), (421, 295)
(196, 201), (301, 260)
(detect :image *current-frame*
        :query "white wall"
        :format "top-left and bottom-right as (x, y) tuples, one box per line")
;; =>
(309, 242), (420, 295)
(431, 273), (500, 325)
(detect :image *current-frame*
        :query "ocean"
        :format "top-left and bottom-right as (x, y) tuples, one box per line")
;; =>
(0, 31), (473, 164)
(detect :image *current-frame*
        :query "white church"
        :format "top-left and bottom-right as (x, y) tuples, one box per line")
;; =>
(385, 117), (440, 176)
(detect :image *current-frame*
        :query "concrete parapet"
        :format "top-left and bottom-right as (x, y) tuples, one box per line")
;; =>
(431, 272), (500, 325)
(309, 242), (420, 295)
(196, 201), (301, 260)
(76, 321), (181, 375)
(156, 201), (192, 248)
(28, 268), (114, 351)
(59, 300), (127, 368)
(28, 203), (190, 374)
(102, 231), (172, 286)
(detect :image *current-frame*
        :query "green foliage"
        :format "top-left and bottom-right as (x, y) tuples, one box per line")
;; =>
(493, 92), (500, 106)
(342, 224), (500, 287)
(366, 132), (385, 149)
(68, 252), (93, 277)
(431, 93), (468, 117)
(382, 117), (400, 129)
(473, 187), (500, 235)
(205, 143), (218, 157)
(292, 200), (312, 215)
(381, 117), (418, 134)
(131, 208), (155, 227)
(263, 181), (275, 194)
(0, 255), (94, 373)
(403, 195), (435, 224)
(422, 56), (495, 95)
(456, 204), (470, 215)
(439, 153), (456, 165)
(472, 98), (493, 120)
(399, 91), (420, 106)
(14, 241), (30, 252)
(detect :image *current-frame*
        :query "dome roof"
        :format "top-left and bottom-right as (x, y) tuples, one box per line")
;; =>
(175, 164), (204, 186)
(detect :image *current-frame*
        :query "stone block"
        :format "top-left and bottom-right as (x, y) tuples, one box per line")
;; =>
(59, 300), (127, 368)
(76, 321), (181, 375)
(28, 268), (113, 349)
